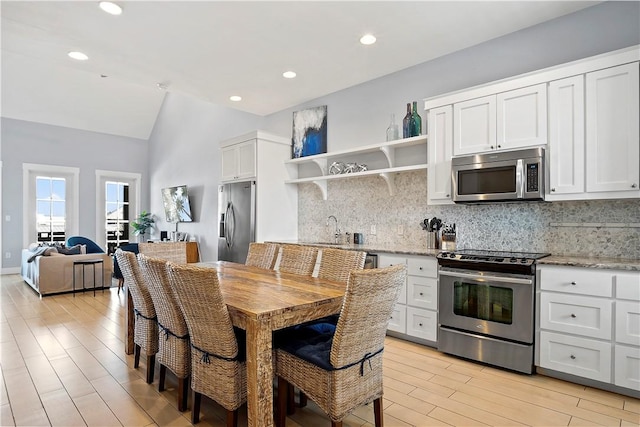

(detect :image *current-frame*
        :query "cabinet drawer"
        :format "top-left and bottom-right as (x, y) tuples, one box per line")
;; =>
(406, 307), (437, 341)
(539, 331), (611, 383)
(539, 265), (613, 297)
(387, 303), (406, 334)
(407, 256), (437, 278)
(614, 345), (640, 391)
(540, 293), (612, 340)
(378, 254), (407, 268)
(407, 276), (437, 310)
(616, 300), (640, 346)
(616, 272), (640, 301)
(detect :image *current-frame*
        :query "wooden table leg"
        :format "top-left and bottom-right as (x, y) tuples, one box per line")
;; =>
(245, 318), (274, 427)
(125, 287), (134, 355)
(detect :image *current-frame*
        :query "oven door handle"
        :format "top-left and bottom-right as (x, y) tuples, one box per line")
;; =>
(439, 269), (533, 285)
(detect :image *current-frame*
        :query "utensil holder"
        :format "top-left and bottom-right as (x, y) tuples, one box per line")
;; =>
(427, 231), (438, 249)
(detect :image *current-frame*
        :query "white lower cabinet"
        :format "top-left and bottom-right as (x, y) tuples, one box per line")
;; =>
(614, 345), (640, 390)
(379, 253), (438, 344)
(539, 331), (612, 383)
(538, 264), (640, 395)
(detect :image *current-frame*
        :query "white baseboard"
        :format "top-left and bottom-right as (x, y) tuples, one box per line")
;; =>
(2, 267), (21, 275)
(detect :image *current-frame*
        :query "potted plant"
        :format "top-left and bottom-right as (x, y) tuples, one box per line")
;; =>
(131, 211), (155, 241)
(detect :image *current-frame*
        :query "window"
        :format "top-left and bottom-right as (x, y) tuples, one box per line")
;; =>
(36, 176), (66, 243)
(95, 170), (141, 253)
(23, 164), (79, 249)
(105, 181), (130, 254)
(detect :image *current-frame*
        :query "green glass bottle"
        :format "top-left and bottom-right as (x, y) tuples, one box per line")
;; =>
(402, 103), (411, 139)
(410, 101), (422, 137)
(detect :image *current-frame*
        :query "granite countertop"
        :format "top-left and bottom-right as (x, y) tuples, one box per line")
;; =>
(272, 240), (640, 271)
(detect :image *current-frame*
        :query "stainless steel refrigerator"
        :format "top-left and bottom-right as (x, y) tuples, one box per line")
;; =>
(217, 181), (256, 263)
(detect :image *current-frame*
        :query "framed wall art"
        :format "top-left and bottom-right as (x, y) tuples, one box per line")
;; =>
(291, 105), (327, 158)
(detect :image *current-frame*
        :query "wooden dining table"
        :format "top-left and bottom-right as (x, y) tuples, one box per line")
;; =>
(125, 260), (346, 427)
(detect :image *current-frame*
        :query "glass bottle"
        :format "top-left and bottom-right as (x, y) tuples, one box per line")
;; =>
(402, 103), (411, 139)
(410, 101), (422, 137)
(386, 113), (399, 142)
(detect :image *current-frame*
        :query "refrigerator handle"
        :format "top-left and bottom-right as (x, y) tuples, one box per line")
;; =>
(224, 202), (232, 248)
(227, 202), (236, 248)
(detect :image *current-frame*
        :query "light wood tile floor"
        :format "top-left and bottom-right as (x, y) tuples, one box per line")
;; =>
(1, 273), (638, 427)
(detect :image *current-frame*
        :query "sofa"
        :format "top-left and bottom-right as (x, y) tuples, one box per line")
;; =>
(21, 248), (113, 296)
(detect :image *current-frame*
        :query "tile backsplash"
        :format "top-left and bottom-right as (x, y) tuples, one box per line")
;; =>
(297, 171), (640, 259)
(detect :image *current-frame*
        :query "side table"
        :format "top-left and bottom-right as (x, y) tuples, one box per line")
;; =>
(73, 259), (105, 296)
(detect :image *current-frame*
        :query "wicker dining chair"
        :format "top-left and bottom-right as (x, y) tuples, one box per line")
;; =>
(277, 245), (319, 276)
(318, 248), (367, 284)
(137, 254), (191, 412)
(115, 250), (158, 384)
(166, 263), (247, 426)
(275, 264), (407, 427)
(245, 242), (278, 270)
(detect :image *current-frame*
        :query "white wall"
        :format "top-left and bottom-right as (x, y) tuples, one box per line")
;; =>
(1, 117), (149, 270)
(146, 92), (263, 262)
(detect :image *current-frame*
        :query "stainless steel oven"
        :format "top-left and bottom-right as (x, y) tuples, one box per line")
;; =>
(437, 249), (549, 374)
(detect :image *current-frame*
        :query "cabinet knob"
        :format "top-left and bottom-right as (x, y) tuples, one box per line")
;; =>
(419, 292), (424, 296)
(419, 267), (423, 270)
(497, 145), (502, 149)
(570, 355), (576, 360)
(418, 323), (423, 327)
(570, 281), (577, 286)
(446, 194), (450, 198)
(632, 183), (638, 188)
(490, 145), (494, 149)
(570, 313), (576, 318)
(551, 188), (556, 192)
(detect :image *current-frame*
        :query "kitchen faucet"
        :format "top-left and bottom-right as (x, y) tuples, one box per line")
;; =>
(326, 215), (340, 244)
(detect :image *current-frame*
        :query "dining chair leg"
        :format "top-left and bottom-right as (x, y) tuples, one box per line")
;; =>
(331, 421), (343, 427)
(277, 377), (288, 427)
(374, 397), (383, 427)
(286, 383), (295, 414)
(134, 344), (141, 368)
(117, 278), (123, 294)
(226, 409), (238, 427)
(178, 377), (189, 412)
(158, 364), (166, 391)
(299, 391), (308, 408)
(191, 390), (201, 424)
(146, 354), (155, 384)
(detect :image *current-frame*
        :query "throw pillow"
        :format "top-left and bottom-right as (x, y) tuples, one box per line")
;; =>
(58, 244), (82, 255)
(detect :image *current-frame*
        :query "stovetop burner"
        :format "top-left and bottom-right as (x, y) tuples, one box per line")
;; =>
(436, 249), (551, 273)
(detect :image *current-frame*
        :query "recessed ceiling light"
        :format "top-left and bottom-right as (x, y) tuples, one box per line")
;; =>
(230, 95), (242, 102)
(68, 51), (88, 61)
(360, 34), (377, 45)
(99, 1), (123, 15)
(283, 71), (297, 79)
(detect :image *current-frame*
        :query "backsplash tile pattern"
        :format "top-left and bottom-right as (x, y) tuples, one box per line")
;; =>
(298, 171), (640, 259)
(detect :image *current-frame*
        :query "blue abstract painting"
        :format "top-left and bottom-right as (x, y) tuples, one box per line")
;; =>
(292, 105), (327, 158)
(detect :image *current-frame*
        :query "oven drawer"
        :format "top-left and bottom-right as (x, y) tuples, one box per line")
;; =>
(407, 276), (437, 310)
(387, 303), (406, 334)
(539, 331), (611, 383)
(406, 307), (437, 341)
(407, 256), (437, 278)
(539, 265), (613, 297)
(540, 293), (612, 340)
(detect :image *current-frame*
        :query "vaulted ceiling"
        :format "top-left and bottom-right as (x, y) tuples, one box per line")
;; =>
(1, 1), (599, 140)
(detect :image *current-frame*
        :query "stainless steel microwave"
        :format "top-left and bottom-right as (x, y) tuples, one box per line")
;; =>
(451, 147), (545, 203)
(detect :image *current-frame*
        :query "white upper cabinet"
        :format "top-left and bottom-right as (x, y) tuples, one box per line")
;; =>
(585, 62), (640, 193)
(453, 84), (546, 156)
(497, 84), (547, 150)
(548, 75), (586, 197)
(221, 140), (256, 182)
(453, 95), (496, 156)
(427, 105), (454, 205)
(548, 62), (640, 200)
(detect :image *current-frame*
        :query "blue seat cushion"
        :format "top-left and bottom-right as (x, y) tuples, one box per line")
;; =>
(275, 324), (336, 371)
(112, 243), (139, 279)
